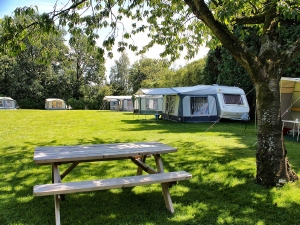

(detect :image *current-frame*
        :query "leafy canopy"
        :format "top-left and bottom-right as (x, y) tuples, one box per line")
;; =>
(1, 0), (299, 63)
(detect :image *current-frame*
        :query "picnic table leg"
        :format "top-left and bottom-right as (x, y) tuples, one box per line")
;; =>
(136, 155), (147, 175)
(53, 163), (61, 225)
(52, 163), (65, 200)
(54, 195), (61, 225)
(153, 154), (174, 213)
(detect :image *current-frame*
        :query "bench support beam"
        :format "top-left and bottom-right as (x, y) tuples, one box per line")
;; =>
(130, 156), (157, 175)
(60, 162), (79, 180)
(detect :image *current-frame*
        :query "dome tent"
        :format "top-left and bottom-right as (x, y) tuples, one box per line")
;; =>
(0, 97), (18, 109)
(45, 98), (66, 110)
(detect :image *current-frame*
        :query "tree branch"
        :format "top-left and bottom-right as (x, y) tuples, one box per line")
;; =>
(184, 0), (260, 75)
(235, 14), (265, 25)
(49, 0), (88, 19)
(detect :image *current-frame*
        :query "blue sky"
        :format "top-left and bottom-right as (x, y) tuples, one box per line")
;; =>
(0, 0), (55, 18)
(0, 0), (209, 74)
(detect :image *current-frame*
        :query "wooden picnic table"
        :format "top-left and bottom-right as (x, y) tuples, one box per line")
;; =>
(33, 142), (192, 225)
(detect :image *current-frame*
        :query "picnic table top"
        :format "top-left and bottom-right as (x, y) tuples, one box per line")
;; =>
(34, 142), (177, 165)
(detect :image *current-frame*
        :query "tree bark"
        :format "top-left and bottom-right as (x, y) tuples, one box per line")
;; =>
(255, 78), (298, 186)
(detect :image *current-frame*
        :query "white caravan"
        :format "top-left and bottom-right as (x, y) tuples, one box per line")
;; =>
(136, 85), (250, 122)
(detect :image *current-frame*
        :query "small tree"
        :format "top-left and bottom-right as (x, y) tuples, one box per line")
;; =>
(109, 52), (131, 95)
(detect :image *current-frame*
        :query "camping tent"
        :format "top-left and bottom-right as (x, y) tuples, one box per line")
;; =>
(103, 96), (133, 111)
(45, 98), (66, 110)
(133, 95), (163, 115)
(280, 77), (300, 124)
(136, 85), (250, 122)
(0, 97), (18, 109)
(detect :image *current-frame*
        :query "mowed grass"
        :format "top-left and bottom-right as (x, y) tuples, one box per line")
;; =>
(1, 110), (300, 225)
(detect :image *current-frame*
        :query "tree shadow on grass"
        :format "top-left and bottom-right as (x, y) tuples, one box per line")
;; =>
(118, 118), (255, 136)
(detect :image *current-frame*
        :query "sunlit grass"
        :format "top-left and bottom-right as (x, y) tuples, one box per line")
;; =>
(0, 110), (300, 224)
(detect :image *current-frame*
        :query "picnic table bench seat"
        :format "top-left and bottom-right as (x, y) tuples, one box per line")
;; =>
(34, 171), (192, 196)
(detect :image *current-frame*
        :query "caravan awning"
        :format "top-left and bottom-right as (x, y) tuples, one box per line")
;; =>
(103, 96), (132, 101)
(280, 77), (300, 120)
(135, 88), (178, 95)
(280, 77), (300, 94)
(136, 85), (219, 96)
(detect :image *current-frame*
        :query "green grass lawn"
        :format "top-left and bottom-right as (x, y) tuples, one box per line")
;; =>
(1, 110), (300, 225)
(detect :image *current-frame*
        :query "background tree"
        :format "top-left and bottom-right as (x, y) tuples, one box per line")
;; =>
(67, 33), (106, 100)
(128, 56), (172, 92)
(172, 58), (207, 87)
(0, 13), (68, 108)
(109, 52), (131, 95)
(0, 55), (16, 97)
(2, 0), (300, 186)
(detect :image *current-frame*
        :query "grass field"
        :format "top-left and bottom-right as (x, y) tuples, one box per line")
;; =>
(1, 110), (300, 225)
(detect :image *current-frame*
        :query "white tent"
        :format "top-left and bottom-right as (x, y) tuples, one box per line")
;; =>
(0, 97), (18, 110)
(133, 95), (164, 115)
(136, 85), (250, 122)
(103, 96), (133, 111)
(280, 77), (300, 124)
(45, 98), (66, 110)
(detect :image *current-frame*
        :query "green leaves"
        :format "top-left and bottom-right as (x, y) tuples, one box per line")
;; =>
(277, 0), (300, 20)
(103, 36), (115, 51)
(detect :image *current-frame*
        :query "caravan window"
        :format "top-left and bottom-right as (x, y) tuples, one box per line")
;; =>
(0, 100), (3, 108)
(146, 99), (158, 110)
(166, 95), (175, 113)
(190, 97), (209, 115)
(223, 94), (243, 105)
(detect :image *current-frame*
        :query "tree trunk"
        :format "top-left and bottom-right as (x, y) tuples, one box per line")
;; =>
(255, 77), (298, 186)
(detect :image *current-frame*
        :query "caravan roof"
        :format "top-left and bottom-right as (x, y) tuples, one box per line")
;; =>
(0, 97), (18, 109)
(0, 97), (14, 101)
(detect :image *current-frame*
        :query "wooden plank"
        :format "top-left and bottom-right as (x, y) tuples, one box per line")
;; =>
(33, 171), (192, 196)
(291, 107), (300, 112)
(130, 157), (178, 188)
(34, 142), (177, 165)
